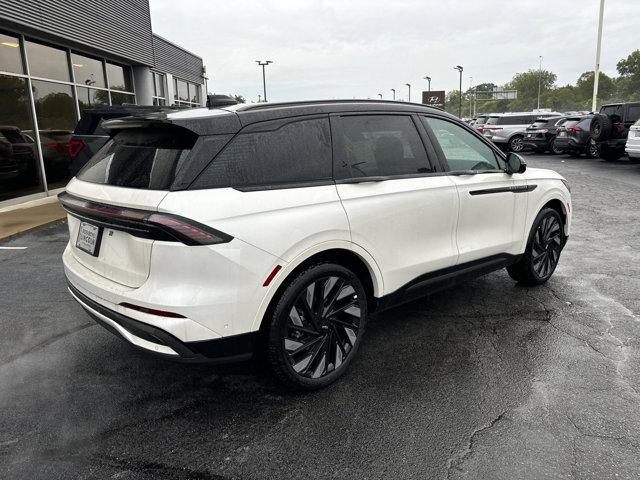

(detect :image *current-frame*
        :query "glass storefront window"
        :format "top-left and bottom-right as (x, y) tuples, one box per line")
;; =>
(77, 86), (109, 113)
(25, 40), (70, 81)
(190, 83), (200, 103)
(110, 92), (135, 105)
(0, 74), (43, 201)
(153, 72), (165, 98)
(152, 97), (167, 106)
(175, 79), (189, 101)
(0, 32), (23, 74)
(106, 62), (133, 92)
(71, 52), (105, 88)
(31, 80), (77, 190)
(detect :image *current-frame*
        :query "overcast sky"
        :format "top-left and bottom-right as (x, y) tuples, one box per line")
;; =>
(150, 0), (640, 103)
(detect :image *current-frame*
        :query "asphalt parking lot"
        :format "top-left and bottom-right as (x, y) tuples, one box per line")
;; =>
(1, 154), (640, 480)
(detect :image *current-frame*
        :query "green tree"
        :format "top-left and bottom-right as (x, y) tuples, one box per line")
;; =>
(575, 71), (616, 107)
(232, 94), (246, 104)
(504, 69), (557, 111)
(616, 50), (640, 101)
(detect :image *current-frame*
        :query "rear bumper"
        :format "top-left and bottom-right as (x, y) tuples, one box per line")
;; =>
(554, 137), (584, 153)
(522, 137), (549, 150)
(625, 141), (640, 158)
(67, 280), (257, 363)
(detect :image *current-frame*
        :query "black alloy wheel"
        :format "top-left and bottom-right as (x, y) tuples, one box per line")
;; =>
(507, 208), (564, 285)
(530, 215), (563, 279)
(266, 263), (367, 389)
(549, 138), (563, 155)
(586, 139), (600, 159)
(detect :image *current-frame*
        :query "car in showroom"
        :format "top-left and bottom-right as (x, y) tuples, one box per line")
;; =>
(60, 99), (572, 390)
(483, 111), (563, 152)
(522, 116), (567, 154)
(590, 101), (640, 161)
(625, 119), (640, 161)
(553, 115), (600, 158)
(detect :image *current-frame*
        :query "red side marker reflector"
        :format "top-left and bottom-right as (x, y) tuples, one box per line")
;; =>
(263, 265), (282, 287)
(119, 302), (186, 318)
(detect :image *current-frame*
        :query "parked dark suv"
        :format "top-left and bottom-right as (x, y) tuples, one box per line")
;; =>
(590, 101), (640, 161)
(523, 116), (566, 154)
(554, 116), (599, 158)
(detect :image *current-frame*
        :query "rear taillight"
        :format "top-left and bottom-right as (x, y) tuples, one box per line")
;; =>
(67, 139), (85, 158)
(568, 127), (582, 132)
(44, 142), (66, 154)
(57, 192), (232, 246)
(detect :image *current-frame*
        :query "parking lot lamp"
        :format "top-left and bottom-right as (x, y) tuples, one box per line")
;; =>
(378, 93), (383, 99)
(391, 88), (396, 100)
(405, 83), (411, 102)
(454, 65), (463, 117)
(255, 60), (273, 102)
(424, 76), (431, 92)
(592, 0), (605, 112)
(537, 56), (543, 109)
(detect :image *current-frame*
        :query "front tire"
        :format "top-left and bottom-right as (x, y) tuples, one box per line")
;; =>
(507, 208), (564, 286)
(265, 263), (368, 390)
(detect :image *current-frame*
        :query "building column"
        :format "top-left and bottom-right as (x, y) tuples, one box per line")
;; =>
(132, 65), (154, 105)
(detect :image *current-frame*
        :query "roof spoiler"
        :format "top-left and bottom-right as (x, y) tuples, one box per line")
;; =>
(206, 94), (238, 109)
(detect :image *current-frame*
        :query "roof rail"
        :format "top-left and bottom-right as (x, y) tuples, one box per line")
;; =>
(238, 99), (431, 111)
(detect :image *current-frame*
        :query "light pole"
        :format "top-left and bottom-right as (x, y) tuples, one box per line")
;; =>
(378, 93), (383, 99)
(255, 60), (273, 102)
(454, 65), (463, 118)
(468, 76), (473, 118)
(391, 88), (396, 100)
(592, 0), (605, 112)
(537, 56), (543, 110)
(405, 83), (411, 102)
(424, 76), (431, 92)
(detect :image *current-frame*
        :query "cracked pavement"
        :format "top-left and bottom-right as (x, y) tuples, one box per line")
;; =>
(1, 154), (639, 479)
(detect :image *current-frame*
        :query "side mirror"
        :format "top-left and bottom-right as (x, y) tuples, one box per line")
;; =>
(505, 152), (527, 174)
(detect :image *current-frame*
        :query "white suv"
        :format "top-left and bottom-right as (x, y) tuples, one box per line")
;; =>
(625, 119), (640, 160)
(60, 99), (572, 390)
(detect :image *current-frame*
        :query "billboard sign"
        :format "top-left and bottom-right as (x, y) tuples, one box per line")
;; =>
(422, 90), (445, 109)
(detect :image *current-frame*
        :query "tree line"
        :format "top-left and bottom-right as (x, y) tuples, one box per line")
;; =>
(445, 50), (640, 116)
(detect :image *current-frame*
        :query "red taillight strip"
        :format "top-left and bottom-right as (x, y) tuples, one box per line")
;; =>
(58, 192), (233, 246)
(119, 302), (186, 318)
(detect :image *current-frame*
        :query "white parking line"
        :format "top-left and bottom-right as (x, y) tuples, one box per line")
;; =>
(0, 246), (28, 250)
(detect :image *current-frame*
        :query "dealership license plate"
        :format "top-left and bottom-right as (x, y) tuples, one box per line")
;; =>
(558, 131), (566, 137)
(76, 221), (102, 256)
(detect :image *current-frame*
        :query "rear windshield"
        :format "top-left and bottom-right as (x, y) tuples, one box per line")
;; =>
(77, 127), (197, 189)
(562, 119), (580, 128)
(485, 117), (501, 125)
(474, 116), (488, 125)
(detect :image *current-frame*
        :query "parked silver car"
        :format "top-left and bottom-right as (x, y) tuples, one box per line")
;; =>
(483, 111), (563, 152)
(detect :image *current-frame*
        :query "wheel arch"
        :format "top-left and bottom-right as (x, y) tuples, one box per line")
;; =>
(524, 195), (569, 249)
(250, 242), (384, 332)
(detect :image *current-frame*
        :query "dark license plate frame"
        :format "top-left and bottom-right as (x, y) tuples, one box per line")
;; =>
(76, 221), (103, 257)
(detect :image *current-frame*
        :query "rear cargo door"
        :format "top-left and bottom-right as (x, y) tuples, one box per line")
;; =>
(64, 126), (197, 288)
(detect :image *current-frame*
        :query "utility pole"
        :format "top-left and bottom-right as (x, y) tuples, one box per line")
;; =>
(405, 83), (411, 103)
(537, 56), (543, 110)
(454, 65), (463, 118)
(592, 0), (605, 112)
(391, 88), (396, 100)
(255, 60), (273, 102)
(424, 76), (431, 92)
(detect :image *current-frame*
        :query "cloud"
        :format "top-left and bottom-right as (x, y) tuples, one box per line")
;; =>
(150, 0), (640, 103)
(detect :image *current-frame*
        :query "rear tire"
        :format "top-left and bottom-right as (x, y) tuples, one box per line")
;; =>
(264, 262), (368, 390)
(508, 135), (525, 153)
(600, 145), (623, 162)
(586, 139), (600, 159)
(507, 208), (564, 286)
(549, 138), (563, 155)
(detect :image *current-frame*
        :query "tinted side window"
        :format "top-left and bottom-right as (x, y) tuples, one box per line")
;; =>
(627, 105), (640, 123)
(422, 117), (502, 172)
(192, 117), (332, 189)
(334, 115), (432, 179)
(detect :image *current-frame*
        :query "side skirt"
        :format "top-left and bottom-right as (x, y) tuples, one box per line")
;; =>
(374, 253), (521, 312)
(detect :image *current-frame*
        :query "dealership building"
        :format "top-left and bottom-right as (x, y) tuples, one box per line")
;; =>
(0, 0), (207, 206)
